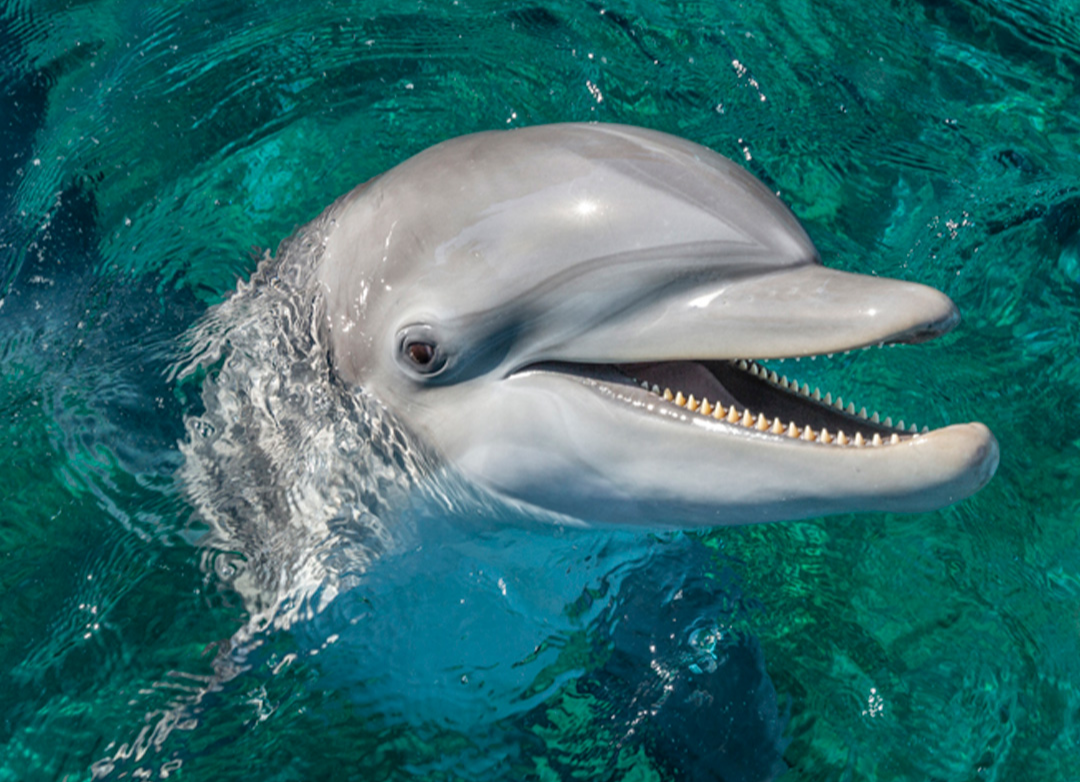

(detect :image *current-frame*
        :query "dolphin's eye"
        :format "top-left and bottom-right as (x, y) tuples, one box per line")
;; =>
(397, 325), (448, 377)
(407, 341), (436, 367)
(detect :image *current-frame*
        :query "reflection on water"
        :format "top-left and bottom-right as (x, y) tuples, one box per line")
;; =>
(2, 0), (1080, 779)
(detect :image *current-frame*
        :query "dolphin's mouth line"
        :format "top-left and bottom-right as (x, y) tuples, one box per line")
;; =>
(518, 356), (925, 447)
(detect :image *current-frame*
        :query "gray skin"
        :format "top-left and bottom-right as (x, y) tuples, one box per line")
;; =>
(317, 123), (998, 527)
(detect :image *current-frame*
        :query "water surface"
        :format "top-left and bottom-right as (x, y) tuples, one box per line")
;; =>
(2, 0), (1079, 779)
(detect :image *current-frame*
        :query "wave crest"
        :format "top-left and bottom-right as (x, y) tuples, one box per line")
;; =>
(176, 216), (432, 631)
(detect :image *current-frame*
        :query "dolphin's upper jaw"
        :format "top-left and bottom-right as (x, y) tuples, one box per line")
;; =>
(506, 263), (966, 450)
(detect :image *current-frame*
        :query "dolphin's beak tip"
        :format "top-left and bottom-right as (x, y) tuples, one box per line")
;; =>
(904, 283), (961, 342)
(946, 421), (1000, 496)
(940, 291), (962, 334)
(973, 422), (1000, 486)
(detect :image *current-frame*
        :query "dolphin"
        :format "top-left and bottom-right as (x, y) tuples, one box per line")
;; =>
(311, 122), (998, 528)
(153, 124), (999, 775)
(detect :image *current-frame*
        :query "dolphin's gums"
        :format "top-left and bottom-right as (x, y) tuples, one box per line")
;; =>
(311, 122), (998, 528)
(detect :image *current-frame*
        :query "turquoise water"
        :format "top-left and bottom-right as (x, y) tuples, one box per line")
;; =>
(2, 0), (1080, 779)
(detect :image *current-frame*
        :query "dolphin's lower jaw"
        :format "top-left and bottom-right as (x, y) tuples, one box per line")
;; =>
(501, 346), (999, 524)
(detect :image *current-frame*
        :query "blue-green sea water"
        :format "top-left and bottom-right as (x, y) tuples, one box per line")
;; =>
(3, 0), (1080, 779)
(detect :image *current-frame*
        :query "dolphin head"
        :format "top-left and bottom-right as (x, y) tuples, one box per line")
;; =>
(317, 123), (998, 526)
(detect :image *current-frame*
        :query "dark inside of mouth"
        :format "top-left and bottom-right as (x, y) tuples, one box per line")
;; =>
(619, 360), (907, 438)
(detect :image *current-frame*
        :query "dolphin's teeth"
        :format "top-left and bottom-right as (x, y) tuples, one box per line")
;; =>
(645, 360), (918, 442)
(827, 353), (834, 358)
(922, 426), (929, 433)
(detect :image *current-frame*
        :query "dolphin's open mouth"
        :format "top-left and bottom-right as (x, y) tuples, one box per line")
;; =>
(617, 357), (915, 446)
(518, 352), (923, 448)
